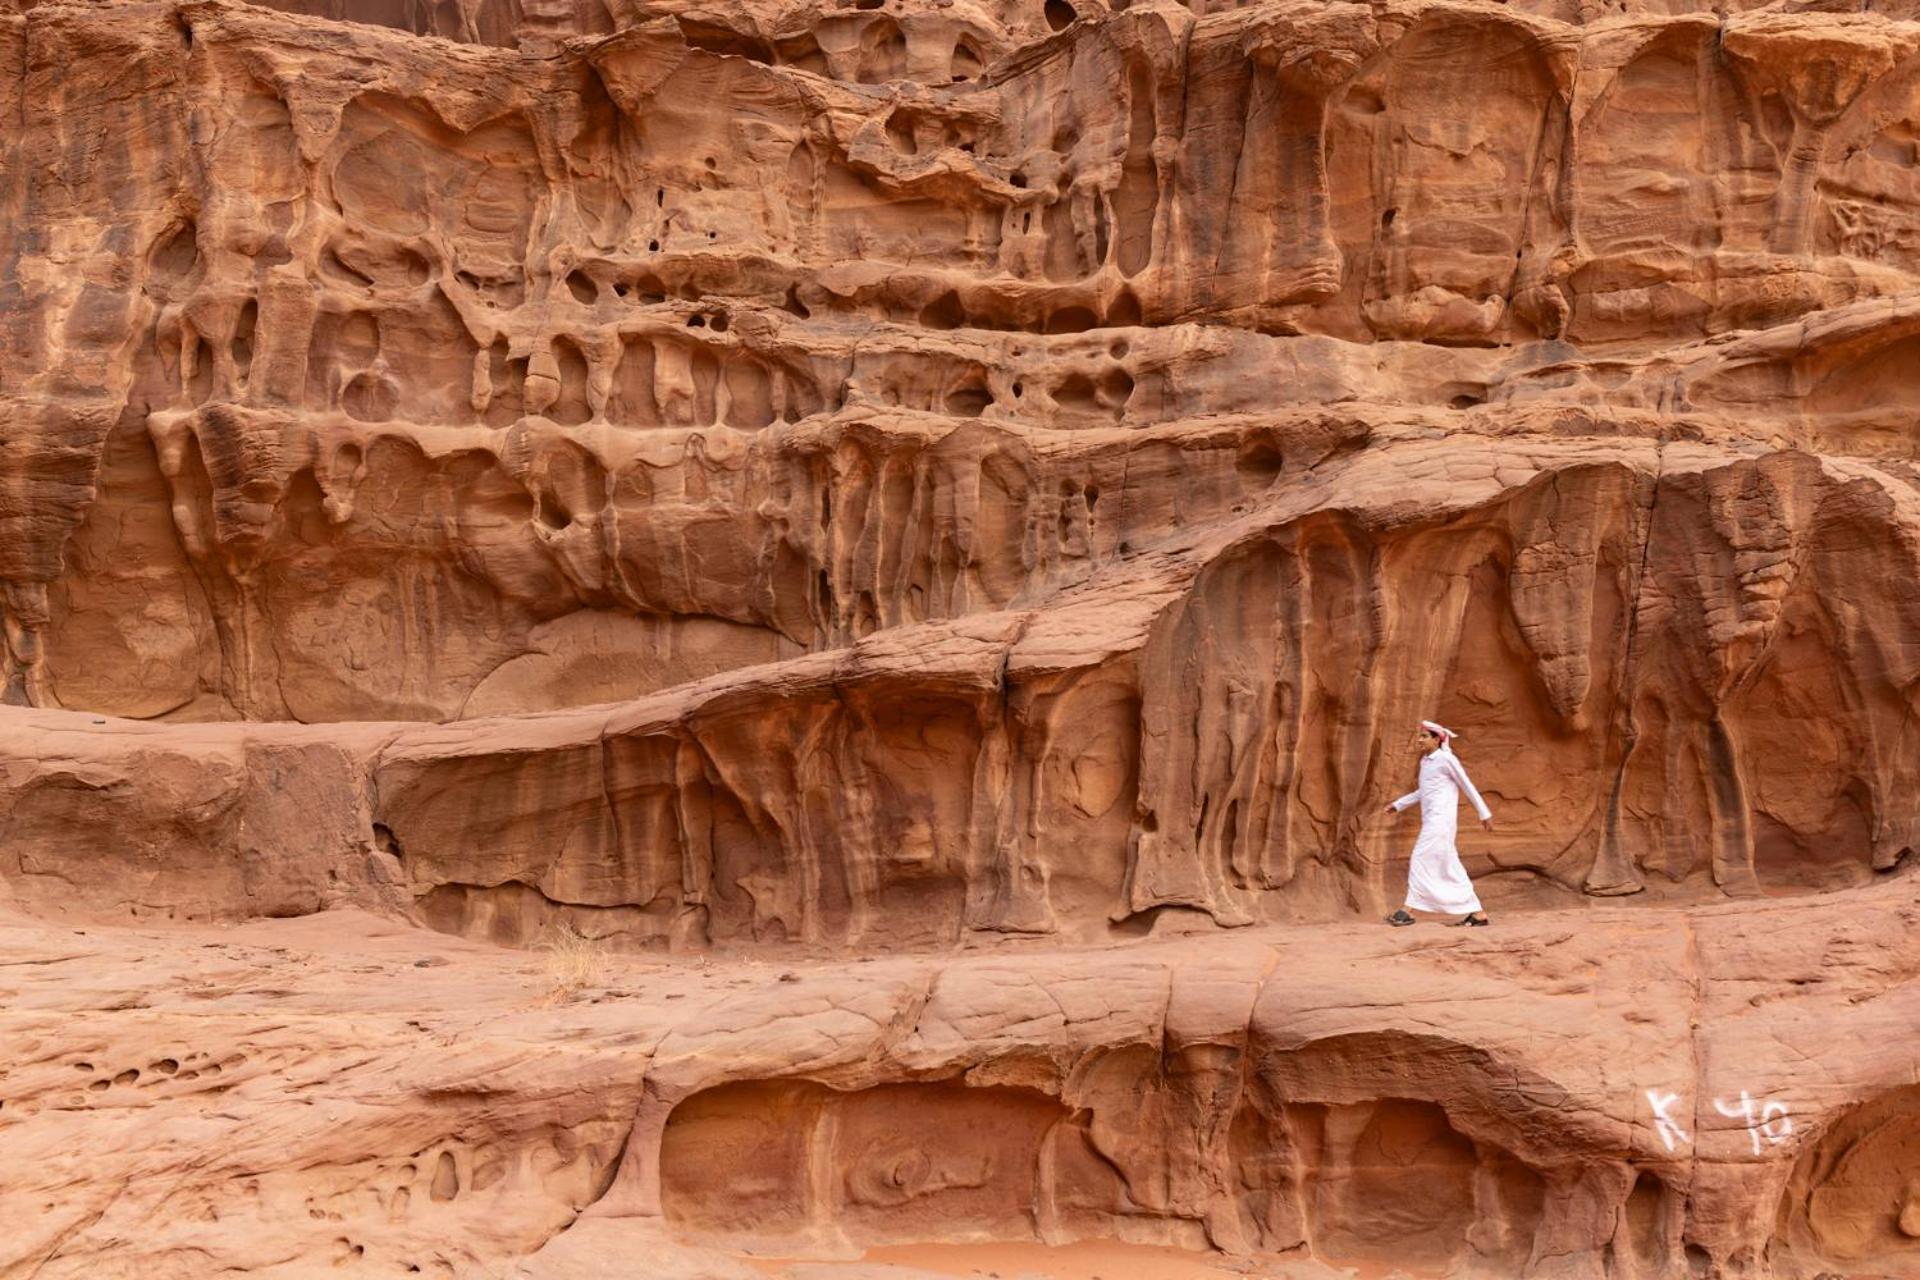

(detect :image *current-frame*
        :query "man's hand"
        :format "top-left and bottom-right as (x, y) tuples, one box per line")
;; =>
(1480, 817), (1494, 832)
(1383, 803), (1397, 814)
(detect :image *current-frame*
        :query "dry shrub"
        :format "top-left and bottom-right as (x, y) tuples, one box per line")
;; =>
(540, 924), (608, 999)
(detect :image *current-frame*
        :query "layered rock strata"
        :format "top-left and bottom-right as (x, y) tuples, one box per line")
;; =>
(0, 0), (1918, 1273)
(1, 884), (1917, 1277)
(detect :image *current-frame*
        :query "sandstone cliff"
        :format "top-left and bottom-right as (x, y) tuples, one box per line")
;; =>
(0, 0), (1917, 1273)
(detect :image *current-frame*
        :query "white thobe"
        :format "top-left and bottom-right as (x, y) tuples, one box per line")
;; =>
(1390, 745), (1490, 914)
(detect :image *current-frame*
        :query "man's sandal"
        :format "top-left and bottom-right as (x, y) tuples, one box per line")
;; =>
(1385, 909), (1416, 927)
(1449, 913), (1490, 928)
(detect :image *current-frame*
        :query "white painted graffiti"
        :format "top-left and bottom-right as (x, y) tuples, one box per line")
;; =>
(1713, 1090), (1794, 1155)
(1644, 1088), (1792, 1154)
(1646, 1089), (1690, 1152)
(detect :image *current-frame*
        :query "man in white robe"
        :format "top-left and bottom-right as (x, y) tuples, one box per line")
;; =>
(1382, 720), (1492, 927)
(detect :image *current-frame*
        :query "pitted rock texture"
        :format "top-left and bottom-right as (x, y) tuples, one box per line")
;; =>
(2, 888), (1919, 1278)
(2, 0), (1920, 1274)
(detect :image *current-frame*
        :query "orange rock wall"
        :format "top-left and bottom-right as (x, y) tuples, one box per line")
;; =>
(5, 0), (1920, 941)
(1, 0), (1919, 1275)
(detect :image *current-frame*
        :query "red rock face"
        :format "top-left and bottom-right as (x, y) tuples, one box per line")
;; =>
(0, 0), (1918, 1275)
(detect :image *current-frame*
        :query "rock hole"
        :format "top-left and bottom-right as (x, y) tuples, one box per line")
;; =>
(687, 314), (706, 328)
(430, 1150), (460, 1201)
(1011, 381), (1024, 398)
(566, 270), (597, 304)
(722, 355), (774, 428)
(952, 38), (984, 81)
(1237, 438), (1286, 482)
(1684, 1245), (1710, 1277)
(647, 239), (660, 252)
(151, 220), (198, 280)
(538, 494), (574, 531)
(552, 337), (593, 425)
(189, 337), (216, 406)
(1045, 0), (1075, 29)
(919, 290), (966, 330)
(88, 1079), (110, 1092)
(1624, 1170), (1666, 1265)
(231, 299), (257, 386)
(373, 823), (402, 858)
(1107, 289), (1142, 327)
(945, 383), (992, 417)
(1044, 306), (1098, 335)
(342, 372), (398, 423)
(676, 19), (775, 61)
(857, 16), (907, 82)
(1449, 393), (1484, 410)
(710, 312), (730, 333)
(1054, 373), (1100, 411)
(1010, 171), (1028, 189)
(1116, 64), (1157, 277)
(114, 1068), (139, 1086)
(783, 284), (811, 318)
(885, 110), (918, 156)
(1382, 207), (1397, 229)
(154, 1059), (180, 1075)
(780, 32), (829, 73)
(612, 337), (658, 426)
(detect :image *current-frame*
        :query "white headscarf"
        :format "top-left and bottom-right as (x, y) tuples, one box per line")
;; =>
(1420, 720), (1459, 749)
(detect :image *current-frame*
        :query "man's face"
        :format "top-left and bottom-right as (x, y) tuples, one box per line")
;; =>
(1418, 729), (1439, 750)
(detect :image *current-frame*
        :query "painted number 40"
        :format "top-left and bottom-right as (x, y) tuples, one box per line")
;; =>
(1713, 1090), (1792, 1155)
(1645, 1089), (1792, 1154)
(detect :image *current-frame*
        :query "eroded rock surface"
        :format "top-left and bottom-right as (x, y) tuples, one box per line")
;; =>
(1, 0), (1919, 1273)
(2, 889), (1918, 1277)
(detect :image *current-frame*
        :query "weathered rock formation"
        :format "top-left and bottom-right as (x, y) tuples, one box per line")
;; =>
(0, 0), (1918, 1273)
(3, 887), (1918, 1277)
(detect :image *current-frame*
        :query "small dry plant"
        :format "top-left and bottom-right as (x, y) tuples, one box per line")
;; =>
(539, 924), (608, 1000)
